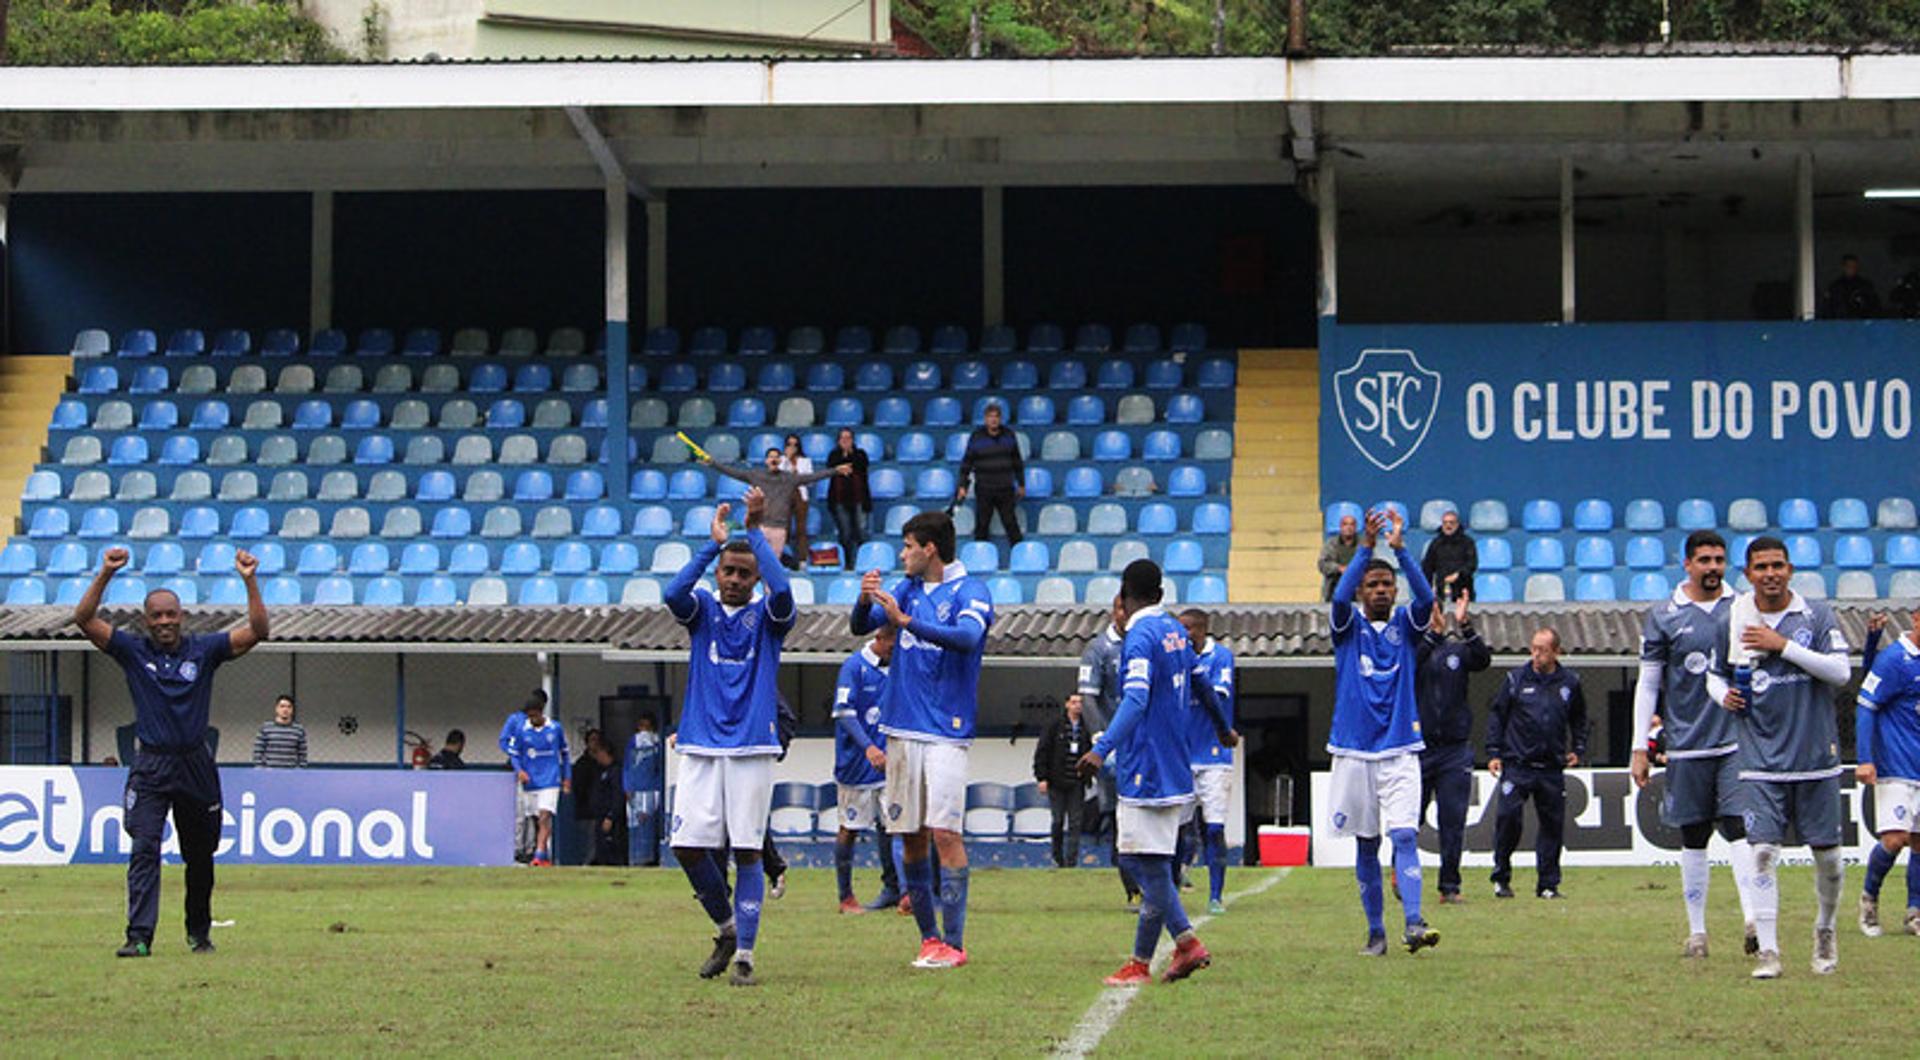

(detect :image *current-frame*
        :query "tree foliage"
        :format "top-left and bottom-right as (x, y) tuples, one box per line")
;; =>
(7, 0), (344, 64)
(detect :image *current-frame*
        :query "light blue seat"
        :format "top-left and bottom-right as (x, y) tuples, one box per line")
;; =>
(1521, 499), (1562, 531)
(158, 436), (199, 466)
(1481, 539), (1520, 573)
(1829, 497), (1870, 530)
(406, 576), (454, 606)
(296, 542), (339, 575)
(551, 542), (593, 576)
(109, 436), (149, 466)
(201, 576), (246, 605)
(355, 576), (402, 606)
(177, 507), (220, 540)
(915, 468), (957, 501)
(895, 432), (935, 464)
(1627, 572), (1669, 601)
(355, 435), (395, 465)
(1192, 503), (1230, 534)
(1834, 535), (1873, 569)
(1008, 541), (1050, 574)
(1164, 394), (1203, 424)
(668, 469), (707, 500)
(1473, 573), (1513, 603)
(191, 401), (231, 430)
(1676, 498), (1717, 530)
(0, 543), (36, 575)
(292, 400), (332, 430)
(1777, 498), (1819, 531)
(348, 543), (391, 575)
(1572, 499), (1613, 532)
(416, 471), (455, 502)
(139, 400), (179, 430)
(566, 577), (610, 605)
(444, 541), (488, 575)
(1624, 499), (1665, 531)
(1092, 431), (1131, 462)
(1137, 503), (1178, 535)
(46, 542), (88, 576)
(52, 400), (89, 429)
(1142, 430), (1180, 462)
(854, 541), (894, 572)
(564, 470), (605, 502)
(631, 506), (674, 538)
(341, 400), (381, 430)
(512, 364), (553, 393)
(874, 398), (912, 428)
(1468, 499), (1510, 533)
(1625, 537), (1665, 570)
(1786, 534), (1822, 568)
(628, 469), (668, 501)
(959, 541), (999, 573)
(1064, 467), (1103, 499)
(924, 397), (962, 428)
(430, 508), (473, 539)
(1168, 466), (1206, 497)
(1322, 501), (1363, 534)
(141, 543), (185, 576)
(680, 506), (716, 538)
(398, 543), (442, 575)
(1024, 467), (1053, 498)
(513, 469), (554, 501)
(1574, 573), (1618, 601)
(1163, 538), (1204, 574)
(1066, 395), (1105, 426)
(193, 542), (237, 575)
(262, 577), (303, 606)
(1884, 535), (1920, 568)
(1185, 575), (1227, 604)
(1525, 538), (1566, 571)
(309, 577), (353, 605)
(986, 576), (1023, 604)
(1574, 537), (1615, 570)
(104, 576), (148, 606)
(4, 578), (48, 605)
(599, 542), (640, 575)
(869, 468), (905, 501)
(29, 508), (71, 539)
(78, 507), (120, 538)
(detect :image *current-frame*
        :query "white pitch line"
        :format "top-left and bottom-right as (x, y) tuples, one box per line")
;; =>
(1050, 868), (1292, 1059)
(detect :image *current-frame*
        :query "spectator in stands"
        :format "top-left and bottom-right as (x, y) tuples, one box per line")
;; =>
(699, 447), (848, 563)
(957, 401), (1025, 545)
(1420, 510), (1477, 603)
(428, 729), (466, 769)
(1033, 693), (1093, 869)
(1318, 514), (1360, 602)
(252, 694), (307, 768)
(571, 728), (606, 864)
(588, 743), (627, 866)
(782, 434), (815, 571)
(1825, 253), (1882, 318)
(826, 428), (872, 569)
(1487, 626), (1588, 900)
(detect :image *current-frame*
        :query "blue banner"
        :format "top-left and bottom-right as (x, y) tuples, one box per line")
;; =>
(1319, 320), (1920, 511)
(0, 766), (512, 866)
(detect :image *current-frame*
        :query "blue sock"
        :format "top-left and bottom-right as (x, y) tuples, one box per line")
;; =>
(903, 856), (939, 940)
(1390, 828), (1424, 928)
(1355, 836), (1385, 937)
(1865, 842), (1896, 898)
(733, 856), (765, 953)
(1205, 824), (1227, 903)
(1121, 854), (1166, 961)
(940, 865), (971, 950)
(677, 849), (733, 928)
(834, 835), (855, 901)
(1906, 849), (1920, 910)
(876, 829), (900, 897)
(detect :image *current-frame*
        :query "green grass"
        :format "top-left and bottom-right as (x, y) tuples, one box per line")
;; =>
(0, 864), (1910, 1055)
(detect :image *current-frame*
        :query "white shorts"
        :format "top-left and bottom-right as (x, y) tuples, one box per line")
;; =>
(670, 753), (776, 850)
(837, 783), (884, 831)
(882, 736), (968, 835)
(1194, 767), (1233, 826)
(1118, 801), (1189, 856)
(516, 787), (537, 818)
(1874, 777), (1920, 835)
(1326, 753), (1421, 838)
(527, 787), (559, 816)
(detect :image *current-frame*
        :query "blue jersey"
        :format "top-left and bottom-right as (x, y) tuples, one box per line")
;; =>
(105, 629), (232, 750)
(1328, 544), (1433, 758)
(510, 720), (570, 790)
(1187, 638), (1236, 768)
(623, 731), (664, 794)
(1859, 633), (1920, 783)
(1093, 606), (1216, 805)
(832, 646), (890, 787)
(497, 711), (526, 761)
(667, 532), (795, 757)
(852, 563), (994, 745)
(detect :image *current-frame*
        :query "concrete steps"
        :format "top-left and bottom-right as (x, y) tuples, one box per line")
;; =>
(1227, 349), (1324, 603)
(0, 356), (72, 535)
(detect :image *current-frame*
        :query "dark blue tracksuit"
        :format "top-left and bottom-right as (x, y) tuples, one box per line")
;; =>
(1416, 623), (1491, 896)
(104, 629), (233, 945)
(1485, 662), (1588, 893)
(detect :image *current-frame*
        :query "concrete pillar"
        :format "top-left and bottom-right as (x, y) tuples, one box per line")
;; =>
(982, 186), (1005, 329)
(1795, 153), (1816, 320)
(646, 198), (668, 330)
(310, 191), (334, 334)
(1560, 156), (1576, 324)
(1316, 161), (1337, 319)
(605, 180), (632, 514)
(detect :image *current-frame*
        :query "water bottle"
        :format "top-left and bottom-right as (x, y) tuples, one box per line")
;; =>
(1733, 664), (1753, 705)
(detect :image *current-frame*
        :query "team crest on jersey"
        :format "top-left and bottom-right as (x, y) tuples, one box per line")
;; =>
(846, 806), (860, 823)
(1446, 655), (1460, 671)
(1559, 686), (1571, 702)
(937, 601), (953, 622)
(1683, 651), (1709, 675)
(864, 706), (881, 726)
(1501, 781), (1514, 796)
(672, 814), (683, 833)
(178, 661), (199, 681)
(1792, 627), (1813, 648)
(888, 803), (902, 820)
(1898, 805), (1909, 822)
(1383, 626), (1402, 646)
(1332, 811), (1347, 829)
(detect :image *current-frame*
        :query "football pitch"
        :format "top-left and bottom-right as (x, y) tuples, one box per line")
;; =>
(0, 863), (1909, 1055)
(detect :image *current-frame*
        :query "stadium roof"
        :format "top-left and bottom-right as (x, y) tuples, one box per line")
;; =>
(0, 603), (1893, 666)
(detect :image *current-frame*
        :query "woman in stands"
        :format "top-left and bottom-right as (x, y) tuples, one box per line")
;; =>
(825, 428), (872, 570)
(782, 434), (815, 570)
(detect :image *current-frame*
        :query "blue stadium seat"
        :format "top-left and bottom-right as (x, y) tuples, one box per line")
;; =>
(1024, 466), (1053, 498)
(1064, 467), (1103, 499)
(940, 361), (984, 391)
(177, 507), (220, 540)
(1191, 502), (1230, 534)
(1142, 430), (1180, 462)
(835, 325), (873, 356)
(1786, 534), (1822, 568)
(397, 543), (441, 575)
(1459, 499), (1505, 533)
(679, 326), (722, 357)
(1834, 535), (1873, 569)
(874, 398), (912, 428)
(103, 576), (149, 606)
(1124, 323), (1162, 354)
(1167, 322), (1207, 352)
(1137, 503), (1178, 535)
(211, 329), (250, 356)
(193, 542), (237, 575)
(302, 577), (349, 605)
(490, 541), (534, 576)
(1778, 498), (1819, 531)
(869, 468), (905, 501)
(513, 469), (554, 501)
(1828, 497), (1870, 530)
(715, 325), (763, 357)
(164, 329), (205, 356)
(658, 363), (698, 393)
(1186, 575), (1228, 604)
(310, 329), (348, 356)
(403, 576), (454, 606)
(401, 328), (440, 357)
(1008, 541), (1050, 574)
(797, 362), (841, 394)
(338, 399), (379, 430)
(1060, 395), (1101, 426)
(668, 469), (707, 500)
(109, 436), (149, 466)
(1144, 360), (1182, 390)
(142, 543), (185, 576)
(0, 543), (36, 575)
(1471, 573), (1512, 603)
(642, 326), (680, 357)
(139, 400), (179, 431)
(781, 326), (822, 356)
(29, 508), (70, 539)
(353, 576), (403, 607)
(1042, 360), (1085, 391)
(1884, 535), (1920, 568)
(756, 362), (797, 394)
(1574, 537), (1615, 570)
(944, 432), (970, 463)
(1016, 395), (1054, 426)
(854, 541), (894, 572)
(486, 399), (526, 429)
(1163, 538), (1204, 574)
(348, 543), (390, 575)
(290, 400), (331, 430)
(190, 401), (230, 430)
(1522, 500), (1563, 531)
(355, 435), (395, 465)
(916, 468), (957, 501)
(1164, 394), (1203, 424)
(4, 578), (47, 605)
(416, 470), (455, 502)
(1574, 573), (1618, 602)
(512, 364), (553, 393)
(158, 436), (200, 466)
(1475, 537), (1512, 571)
(978, 324), (1016, 355)
(564, 470), (605, 501)
(463, 362), (506, 394)
(895, 432), (935, 463)
(46, 541), (87, 575)
(1167, 466), (1206, 497)
(1573, 499), (1613, 532)
(921, 396), (961, 428)
(959, 541), (999, 573)
(1000, 361), (1039, 390)
(563, 577), (608, 605)
(625, 469), (668, 501)
(987, 576), (1023, 604)
(1073, 323), (1112, 354)
(593, 542), (637, 576)
(1676, 498), (1717, 531)
(1026, 323), (1063, 354)
(261, 328), (301, 356)
(1727, 498), (1767, 531)
(1089, 431), (1130, 462)
(1195, 359), (1234, 389)
(355, 329), (395, 357)
(430, 508), (473, 539)
(79, 365), (119, 394)
(1624, 498), (1665, 531)
(1625, 572), (1668, 601)
(118, 329), (157, 357)
(1095, 361), (1134, 390)
(296, 542), (339, 575)
(1525, 538), (1566, 570)
(52, 400), (88, 429)
(78, 507), (119, 538)
(551, 542), (593, 577)
(930, 324), (968, 355)
(726, 398), (766, 428)
(1625, 537), (1665, 570)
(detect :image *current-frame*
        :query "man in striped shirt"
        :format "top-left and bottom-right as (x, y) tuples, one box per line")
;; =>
(252, 695), (308, 768)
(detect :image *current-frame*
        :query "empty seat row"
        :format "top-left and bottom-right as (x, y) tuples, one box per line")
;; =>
(26, 503), (596, 542)
(54, 430), (594, 470)
(1473, 533), (1920, 573)
(75, 327), (595, 360)
(641, 322), (1209, 357)
(1329, 495), (1920, 534)
(1473, 568), (1912, 605)
(74, 361), (605, 398)
(637, 357), (1233, 394)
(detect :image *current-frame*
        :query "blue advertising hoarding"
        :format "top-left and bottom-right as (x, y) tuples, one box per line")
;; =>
(1319, 320), (1920, 511)
(0, 767), (513, 866)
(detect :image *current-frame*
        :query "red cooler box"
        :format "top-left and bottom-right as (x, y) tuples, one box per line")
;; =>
(1257, 825), (1310, 866)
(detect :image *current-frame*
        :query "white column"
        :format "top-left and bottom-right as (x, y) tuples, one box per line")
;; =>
(605, 180), (632, 512)
(982, 185), (1004, 329)
(1560, 156), (1576, 324)
(1795, 153), (1816, 320)
(645, 198), (668, 330)
(1316, 161), (1337, 319)
(310, 191), (334, 333)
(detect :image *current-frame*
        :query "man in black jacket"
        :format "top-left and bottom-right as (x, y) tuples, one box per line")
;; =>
(1416, 591), (1491, 902)
(587, 744), (627, 865)
(1033, 694), (1093, 868)
(1486, 626), (1589, 900)
(1420, 510), (1477, 602)
(956, 402), (1025, 545)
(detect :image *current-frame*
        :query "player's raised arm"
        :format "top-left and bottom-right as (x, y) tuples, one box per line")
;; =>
(73, 546), (129, 651)
(1328, 510), (1380, 629)
(1458, 595), (1491, 671)
(666, 503), (729, 625)
(850, 569), (888, 635)
(739, 488), (794, 623)
(893, 584), (991, 652)
(227, 549), (269, 658)
(1389, 511), (1435, 624)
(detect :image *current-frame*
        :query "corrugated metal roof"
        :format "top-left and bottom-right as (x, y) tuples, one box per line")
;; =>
(1, 602), (1898, 661)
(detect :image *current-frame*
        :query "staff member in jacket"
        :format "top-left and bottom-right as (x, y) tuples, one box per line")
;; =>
(1486, 626), (1589, 900)
(1416, 590), (1491, 903)
(956, 402), (1025, 545)
(826, 428), (872, 569)
(1034, 693), (1094, 868)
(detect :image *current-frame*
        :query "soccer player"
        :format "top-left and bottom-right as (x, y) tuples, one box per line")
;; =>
(1628, 530), (1760, 958)
(1077, 560), (1233, 985)
(1178, 608), (1238, 916)
(508, 696), (570, 866)
(1415, 589), (1490, 904)
(1855, 603), (1920, 938)
(666, 487), (793, 987)
(75, 545), (269, 957)
(1080, 599), (1138, 904)
(831, 626), (902, 913)
(851, 509), (994, 969)
(1709, 536), (1851, 979)
(1856, 612), (1920, 930)
(499, 690), (544, 865)
(1327, 508), (1441, 956)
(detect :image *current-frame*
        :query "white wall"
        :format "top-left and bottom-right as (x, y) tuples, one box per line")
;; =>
(302, 0), (483, 60)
